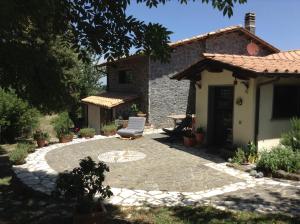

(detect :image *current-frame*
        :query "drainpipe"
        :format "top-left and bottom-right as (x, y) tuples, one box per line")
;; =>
(254, 77), (280, 146)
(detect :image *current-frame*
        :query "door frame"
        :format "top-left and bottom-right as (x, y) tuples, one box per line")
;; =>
(207, 85), (234, 146)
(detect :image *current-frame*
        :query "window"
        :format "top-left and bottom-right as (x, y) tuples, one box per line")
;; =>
(118, 70), (133, 84)
(272, 85), (300, 119)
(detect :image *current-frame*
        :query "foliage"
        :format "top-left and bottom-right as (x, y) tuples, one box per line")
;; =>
(0, 88), (40, 143)
(183, 129), (195, 138)
(280, 117), (300, 151)
(78, 128), (96, 138)
(16, 142), (36, 154)
(131, 104), (139, 115)
(55, 156), (113, 214)
(9, 146), (28, 165)
(256, 147), (300, 174)
(33, 130), (50, 141)
(51, 112), (74, 138)
(101, 123), (117, 133)
(231, 142), (257, 164)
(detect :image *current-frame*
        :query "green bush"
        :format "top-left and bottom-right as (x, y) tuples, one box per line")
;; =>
(231, 142), (257, 164)
(101, 123), (117, 133)
(231, 148), (246, 164)
(280, 118), (300, 151)
(79, 128), (95, 138)
(0, 88), (40, 142)
(9, 146), (28, 165)
(51, 112), (74, 138)
(17, 142), (36, 153)
(33, 130), (49, 141)
(256, 147), (300, 174)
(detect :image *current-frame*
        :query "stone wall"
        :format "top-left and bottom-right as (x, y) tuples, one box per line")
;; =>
(148, 31), (275, 128)
(107, 56), (149, 116)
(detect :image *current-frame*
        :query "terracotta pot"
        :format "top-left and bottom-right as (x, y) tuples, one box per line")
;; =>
(183, 136), (196, 147)
(195, 133), (204, 144)
(36, 139), (46, 148)
(59, 134), (73, 143)
(102, 130), (117, 136)
(137, 113), (147, 117)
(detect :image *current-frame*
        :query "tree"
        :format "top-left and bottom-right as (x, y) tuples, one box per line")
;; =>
(0, 0), (247, 63)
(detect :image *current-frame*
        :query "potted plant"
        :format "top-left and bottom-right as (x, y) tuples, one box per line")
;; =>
(55, 157), (113, 224)
(79, 128), (96, 138)
(195, 127), (205, 144)
(183, 130), (196, 147)
(33, 130), (49, 147)
(137, 111), (147, 117)
(101, 123), (117, 136)
(51, 112), (74, 143)
(130, 103), (139, 116)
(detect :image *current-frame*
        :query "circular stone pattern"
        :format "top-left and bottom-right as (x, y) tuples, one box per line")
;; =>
(98, 150), (146, 163)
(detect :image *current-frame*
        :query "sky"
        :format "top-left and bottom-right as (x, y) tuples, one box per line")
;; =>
(126, 0), (299, 51)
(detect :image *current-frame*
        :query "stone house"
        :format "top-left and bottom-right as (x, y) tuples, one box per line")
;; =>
(82, 13), (279, 131)
(172, 50), (300, 151)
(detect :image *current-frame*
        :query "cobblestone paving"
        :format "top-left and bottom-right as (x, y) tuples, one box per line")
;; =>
(12, 130), (300, 216)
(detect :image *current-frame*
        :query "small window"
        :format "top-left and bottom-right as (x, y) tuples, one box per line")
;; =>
(272, 85), (300, 119)
(118, 70), (133, 84)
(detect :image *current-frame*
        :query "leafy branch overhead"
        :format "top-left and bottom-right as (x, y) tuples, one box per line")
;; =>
(0, 0), (246, 63)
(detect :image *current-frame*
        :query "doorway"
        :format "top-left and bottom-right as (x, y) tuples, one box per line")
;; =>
(208, 86), (234, 147)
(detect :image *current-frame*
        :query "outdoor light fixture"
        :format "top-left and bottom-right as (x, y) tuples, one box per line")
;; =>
(233, 78), (238, 85)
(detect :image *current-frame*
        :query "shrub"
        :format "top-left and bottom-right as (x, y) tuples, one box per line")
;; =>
(196, 127), (204, 133)
(79, 128), (95, 138)
(101, 123), (117, 133)
(33, 130), (49, 141)
(231, 148), (247, 164)
(9, 146), (28, 165)
(51, 112), (74, 138)
(256, 147), (300, 174)
(0, 88), (40, 142)
(280, 118), (300, 151)
(16, 142), (36, 153)
(55, 157), (113, 214)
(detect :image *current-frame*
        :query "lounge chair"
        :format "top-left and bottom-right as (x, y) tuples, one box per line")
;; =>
(117, 117), (146, 138)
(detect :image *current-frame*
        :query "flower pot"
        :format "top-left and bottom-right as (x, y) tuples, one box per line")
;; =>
(59, 134), (73, 143)
(183, 136), (196, 147)
(195, 133), (204, 144)
(137, 113), (147, 117)
(36, 139), (46, 148)
(102, 130), (116, 136)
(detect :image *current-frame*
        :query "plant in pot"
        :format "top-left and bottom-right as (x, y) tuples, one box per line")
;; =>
(183, 129), (196, 147)
(79, 128), (96, 138)
(130, 103), (139, 116)
(195, 127), (205, 144)
(33, 130), (49, 147)
(55, 157), (113, 224)
(101, 123), (117, 136)
(51, 112), (74, 143)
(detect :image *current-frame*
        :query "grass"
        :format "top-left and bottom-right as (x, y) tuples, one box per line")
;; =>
(0, 176), (11, 186)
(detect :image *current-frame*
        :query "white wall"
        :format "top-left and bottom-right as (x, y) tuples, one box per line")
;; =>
(257, 78), (300, 150)
(88, 104), (101, 134)
(196, 69), (256, 146)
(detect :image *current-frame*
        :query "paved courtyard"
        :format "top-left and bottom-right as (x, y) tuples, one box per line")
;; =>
(46, 134), (241, 192)
(13, 132), (300, 216)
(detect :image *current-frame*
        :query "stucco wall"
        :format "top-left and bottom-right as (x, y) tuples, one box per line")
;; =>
(87, 104), (100, 134)
(107, 56), (149, 114)
(196, 70), (256, 146)
(257, 78), (300, 150)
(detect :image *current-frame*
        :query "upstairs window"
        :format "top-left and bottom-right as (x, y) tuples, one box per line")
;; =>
(272, 85), (300, 119)
(118, 70), (133, 84)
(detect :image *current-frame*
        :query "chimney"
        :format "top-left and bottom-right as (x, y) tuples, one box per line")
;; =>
(245, 12), (256, 34)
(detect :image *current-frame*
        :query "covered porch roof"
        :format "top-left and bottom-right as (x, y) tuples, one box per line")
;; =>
(172, 50), (300, 81)
(81, 92), (138, 109)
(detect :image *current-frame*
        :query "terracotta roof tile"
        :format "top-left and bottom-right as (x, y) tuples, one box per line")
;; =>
(81, 92), (138, 109)
(203, 52), (300, 74)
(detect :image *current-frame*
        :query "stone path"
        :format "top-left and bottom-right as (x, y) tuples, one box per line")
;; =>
(12, 130), (300, 216)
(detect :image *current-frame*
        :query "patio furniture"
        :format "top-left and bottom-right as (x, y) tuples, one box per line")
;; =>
(163, 115), (193, 142)
(117, 117), (146, 138)
(167, 114), (187, 128)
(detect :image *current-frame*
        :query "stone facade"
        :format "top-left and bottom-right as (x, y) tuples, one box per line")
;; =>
(106, 30), (276, 128)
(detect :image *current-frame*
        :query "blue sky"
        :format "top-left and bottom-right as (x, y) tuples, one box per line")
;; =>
(127, 0), (299, 51)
